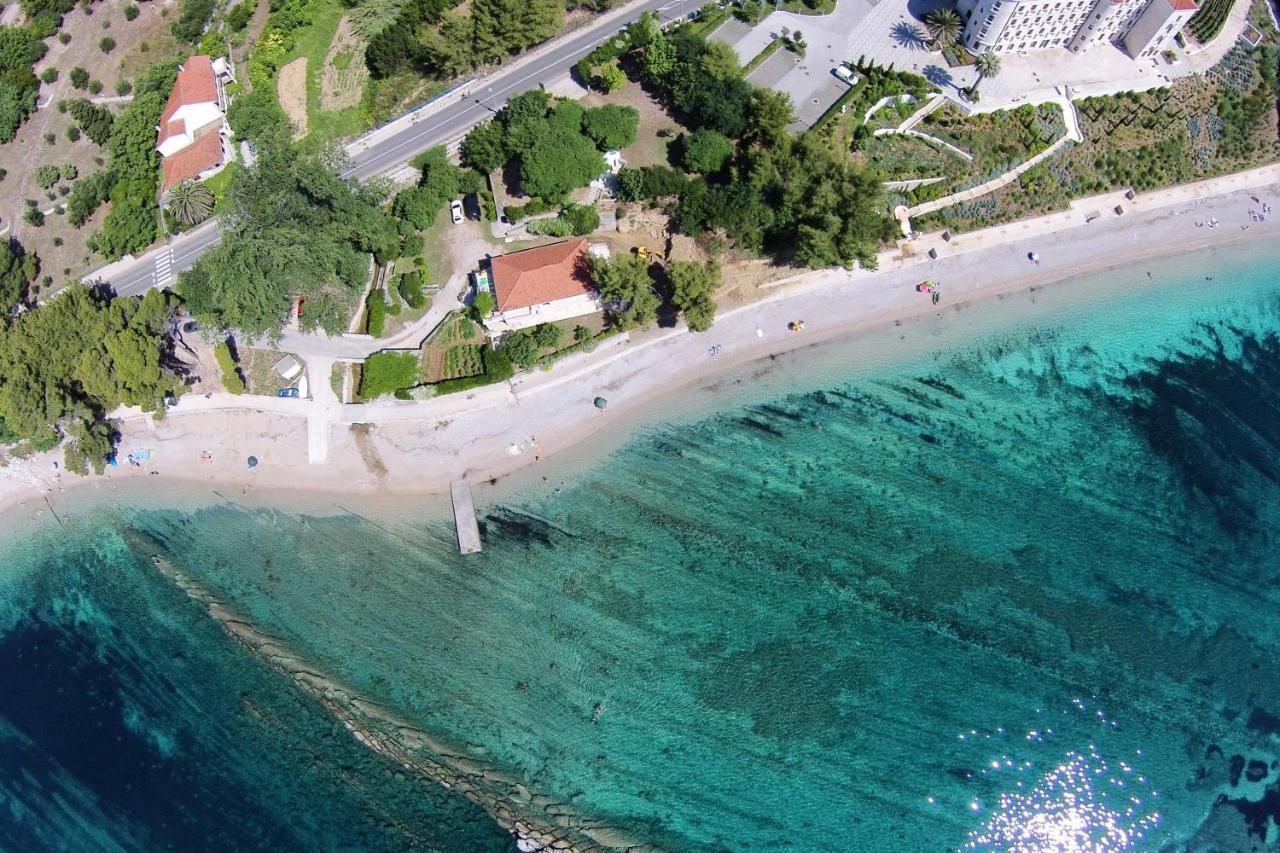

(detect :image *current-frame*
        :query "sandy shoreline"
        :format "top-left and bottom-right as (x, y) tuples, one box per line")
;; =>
(4, 165), (1280, 529)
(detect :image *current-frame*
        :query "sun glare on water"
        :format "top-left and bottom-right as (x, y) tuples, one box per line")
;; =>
(960, 700), (1161, 852)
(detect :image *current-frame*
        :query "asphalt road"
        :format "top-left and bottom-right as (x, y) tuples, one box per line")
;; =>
(106, 0), (690, 297)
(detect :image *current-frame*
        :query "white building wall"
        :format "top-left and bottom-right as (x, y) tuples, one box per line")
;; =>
(963, 0), (1192, 55)
(1122, 0), (1195, 57)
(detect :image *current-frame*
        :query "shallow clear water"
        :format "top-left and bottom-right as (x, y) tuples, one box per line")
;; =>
(5, 242), (1280, 850)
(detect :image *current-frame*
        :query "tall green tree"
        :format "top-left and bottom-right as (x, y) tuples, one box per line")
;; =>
(520, 132), (604, 199)
(589, 254), (658, 330)
(0, 286), (183, 468)
(581, 104), (639, 150)
(178, 146), (399, 337)
(0, 237), (38, 312)
(668, 259), (719, 332)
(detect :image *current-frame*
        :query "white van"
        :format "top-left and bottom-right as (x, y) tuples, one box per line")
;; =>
(833, 66), (859, 85)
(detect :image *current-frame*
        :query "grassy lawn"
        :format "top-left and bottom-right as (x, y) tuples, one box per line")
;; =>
(201, 163), (240, 213)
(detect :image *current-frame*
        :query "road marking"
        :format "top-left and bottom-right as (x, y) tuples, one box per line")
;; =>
(153, 248), (174, 286)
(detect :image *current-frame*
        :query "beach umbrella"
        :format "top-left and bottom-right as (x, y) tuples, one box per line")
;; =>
(593, 397), (608, 410)
(247, 456), (259, 469)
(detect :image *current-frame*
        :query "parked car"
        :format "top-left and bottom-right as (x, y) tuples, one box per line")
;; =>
(450, 199), (464, 224)
(277, 387), (300, 398)
(464, 192), (481, 221)
(833, 66), (859, 85)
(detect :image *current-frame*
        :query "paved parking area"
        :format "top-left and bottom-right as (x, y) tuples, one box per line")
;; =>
(714, 0), (879, 127)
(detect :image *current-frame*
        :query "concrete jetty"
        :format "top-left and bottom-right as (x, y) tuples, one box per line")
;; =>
(450, 480), (483, 555)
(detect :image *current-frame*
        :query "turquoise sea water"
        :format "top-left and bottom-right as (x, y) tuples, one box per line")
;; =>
(5, 240), (1280, 850)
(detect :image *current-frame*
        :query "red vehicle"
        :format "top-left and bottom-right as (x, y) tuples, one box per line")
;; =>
(916, 279), (937, 293)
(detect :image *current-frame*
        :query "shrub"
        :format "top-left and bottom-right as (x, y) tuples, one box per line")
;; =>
(116, 80), (132, 96)
(43, 132), (56, 144)
(88, 80), (103, 94)
(39, 67), (58, 84)
(68, 99), (115, 145)
(473, 289), (495, 318)
(172, 0), (215, 42)
(99, 36), (116, 53)
(581, 104), (639, 150)
(58, 32), (71, 45)
(359, 351), (419, 398)
(226, 2), (253, 30)
(214, 341), (245, 393)
(365, 289), (387, 336)
(124, 2), (140, 19)
(61, 164), (77, 181)
(679, 128), (735, 174)
(23, 201), (45, 227)
(397, 270), (427, 309)
(34, 165), (62, 188)
(69, 67), (89, 89)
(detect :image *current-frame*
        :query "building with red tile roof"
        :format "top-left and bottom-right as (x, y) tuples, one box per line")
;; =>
(156, 55), (235, 190)
(491, 239), (592, 311)
(484, 239), (603, 336)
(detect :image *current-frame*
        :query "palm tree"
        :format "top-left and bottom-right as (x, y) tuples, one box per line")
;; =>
(924, 9), (963, 49)
(166, 180), (214, 226)
(969, 50), (1002, 97)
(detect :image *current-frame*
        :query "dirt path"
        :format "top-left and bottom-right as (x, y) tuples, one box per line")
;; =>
(277, 57), (309, 139)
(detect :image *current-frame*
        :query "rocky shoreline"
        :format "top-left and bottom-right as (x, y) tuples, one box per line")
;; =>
(125, 529), (659, 853)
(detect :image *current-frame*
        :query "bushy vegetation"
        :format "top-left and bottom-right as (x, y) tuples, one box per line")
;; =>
(172, 0), (216, 42)
(214, 341), (246, 393)
(0, 237), (39, 312)
(0, 25), (45, 142)
(365, 288), (388, 336)
(18, 0), (74, 36)
(359, 350), (419, 397)
(1188, 0), (1234, 43)
(392, 145), (481, 227)
(177, 144), (402, 338)
(526, 202), (600, 236)
(92, 63), (180, 260)
(227, 88), (293, 142)
(914, 46), (1280, 232)
(66, 170), (118, 227)
(68, 98), (116, 146)
(462, 91), (633, 202)
(501, 322), (563, 367)
(365, 0), (562, 79)
(0, 287), (185, 472)
(397, 269), (427, 308)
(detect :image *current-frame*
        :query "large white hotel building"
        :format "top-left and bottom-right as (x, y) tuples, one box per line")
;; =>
(956, 0), (1198, 59)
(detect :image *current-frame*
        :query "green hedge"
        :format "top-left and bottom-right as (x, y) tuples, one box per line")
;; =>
(359, 351), (419, 398)
(365, 289), (387, 336)
(214, 341), (245, 394)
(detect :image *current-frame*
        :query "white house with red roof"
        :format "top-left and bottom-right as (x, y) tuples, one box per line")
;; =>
(482, 239), (603, 337)
(156, 55), (236, 192)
